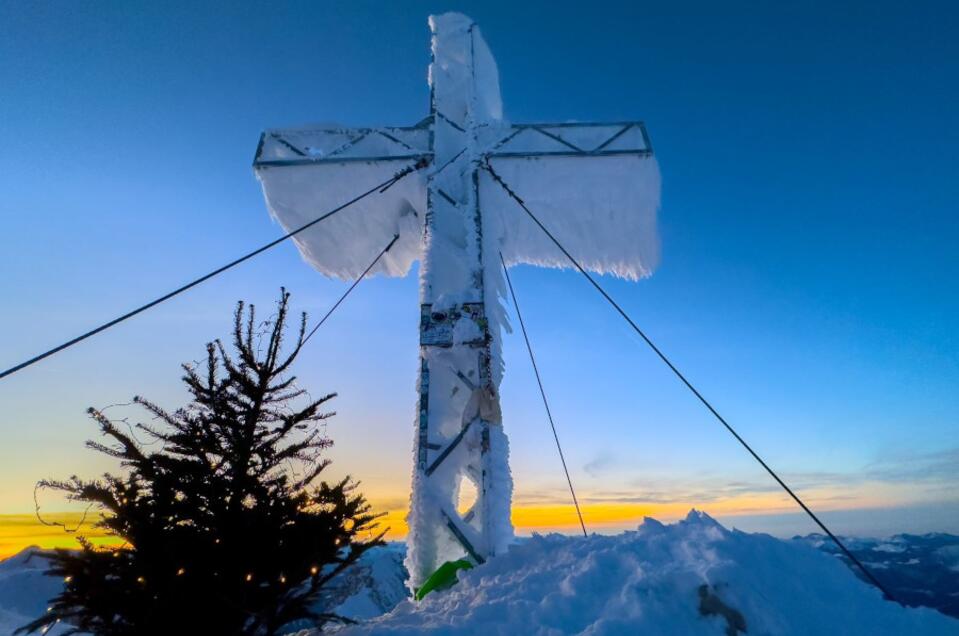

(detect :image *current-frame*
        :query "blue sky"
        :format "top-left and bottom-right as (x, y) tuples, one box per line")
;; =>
(0, 1), (957, 538)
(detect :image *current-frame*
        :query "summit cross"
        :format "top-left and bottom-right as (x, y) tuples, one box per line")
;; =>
(254, 13), (658, 589)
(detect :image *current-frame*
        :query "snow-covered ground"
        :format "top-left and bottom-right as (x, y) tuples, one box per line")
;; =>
(0, 543), (410, 636)
(4, 512), (958, 635)
(336, 511), (959, 636)
(0, 547), (70, 635)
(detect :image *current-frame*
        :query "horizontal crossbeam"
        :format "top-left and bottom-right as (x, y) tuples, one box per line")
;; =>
(253, 120), (432, 168)
(254, 153), (431, 168)
(253, 118), (653, 168)
(486, 121), (652, 160)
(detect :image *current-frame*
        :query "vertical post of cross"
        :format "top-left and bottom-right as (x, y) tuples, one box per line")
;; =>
(406, 14), (511, 590)
(253, 10), (657, 595)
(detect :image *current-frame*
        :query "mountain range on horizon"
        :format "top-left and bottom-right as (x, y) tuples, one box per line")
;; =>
(2, 514), (957, 634)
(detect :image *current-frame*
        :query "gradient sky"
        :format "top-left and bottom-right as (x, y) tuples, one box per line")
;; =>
(1, 1), (957, 555)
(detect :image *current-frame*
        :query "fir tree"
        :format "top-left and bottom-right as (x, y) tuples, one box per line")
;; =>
(21, 290), (383, 635)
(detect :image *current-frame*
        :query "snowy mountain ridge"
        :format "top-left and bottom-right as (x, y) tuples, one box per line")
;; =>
(3, 512), (958, 635)
(332, 511), (958, 635)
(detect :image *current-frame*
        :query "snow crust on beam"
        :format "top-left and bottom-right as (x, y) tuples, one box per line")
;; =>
(484, 153), (661, 281)
(405, 12), (514, 591)
(256, 162), (426, 280)
(427, 12), (502, 125)
(257, 125), (430, 165)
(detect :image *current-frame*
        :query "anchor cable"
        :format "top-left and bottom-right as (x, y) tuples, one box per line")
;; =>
(0, 160), (428, 382)
(484, 160), (899, 604)
(500, 252), (588, 537)
(302, 234), (400, 346)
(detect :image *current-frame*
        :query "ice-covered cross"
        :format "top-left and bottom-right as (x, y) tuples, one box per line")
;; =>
(254, 13), (659, 589)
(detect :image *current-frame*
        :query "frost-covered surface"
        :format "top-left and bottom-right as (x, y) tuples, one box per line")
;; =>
(404, 12), (515, 591)
(482, 153), (660, 280)
(257, 11), (660, 592)
(334, 512), (959, 636)
(257, 161), (427, 281)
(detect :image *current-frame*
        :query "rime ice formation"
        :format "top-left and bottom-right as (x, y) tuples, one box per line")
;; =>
(254, 12), (660, 590)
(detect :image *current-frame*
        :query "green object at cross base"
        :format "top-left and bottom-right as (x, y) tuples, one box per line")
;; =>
(414, 559), (474, 601)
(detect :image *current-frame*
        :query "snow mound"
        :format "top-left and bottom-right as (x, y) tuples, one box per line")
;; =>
(336, 511), (959, 636)
(326, 543), (410, 621)
(0, 547), (72, 635)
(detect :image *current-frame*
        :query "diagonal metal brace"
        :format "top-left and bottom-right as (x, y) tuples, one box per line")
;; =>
(426, 420), (473, 476)
(441, 509), (485, 565)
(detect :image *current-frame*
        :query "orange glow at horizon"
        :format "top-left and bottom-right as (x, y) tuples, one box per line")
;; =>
(0, 489), (907, 559)
(0, 514), (122, 559)
(348, 489), (893, 541)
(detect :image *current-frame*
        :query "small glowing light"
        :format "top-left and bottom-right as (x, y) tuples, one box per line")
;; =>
(279, 574), (286, 584)
(215, 538), (221, 544)
(310, 566), (318, 576)
(245, 573), (253, 582)
(46, 607), (52, 612)
(136, 576), (145, 584)
(176, 568), (185, 576)
(63, 576), (72, 583)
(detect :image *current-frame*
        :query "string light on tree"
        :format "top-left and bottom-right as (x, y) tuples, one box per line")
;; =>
(22, 292), (385, 633)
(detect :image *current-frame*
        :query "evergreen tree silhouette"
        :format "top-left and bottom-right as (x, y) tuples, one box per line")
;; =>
(21, 290), (383, 635)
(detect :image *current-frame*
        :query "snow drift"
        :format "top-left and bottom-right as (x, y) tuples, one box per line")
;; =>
(333, 511), (959, 636)
(0, 548), (70, 635)
(4, 516), (959, 634)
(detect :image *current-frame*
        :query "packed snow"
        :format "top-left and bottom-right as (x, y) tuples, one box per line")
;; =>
(0, 543), (409, 636)
(3, 514), (959, 634)
(331, 512), (959, 636)
(0, 548), (71, 635)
